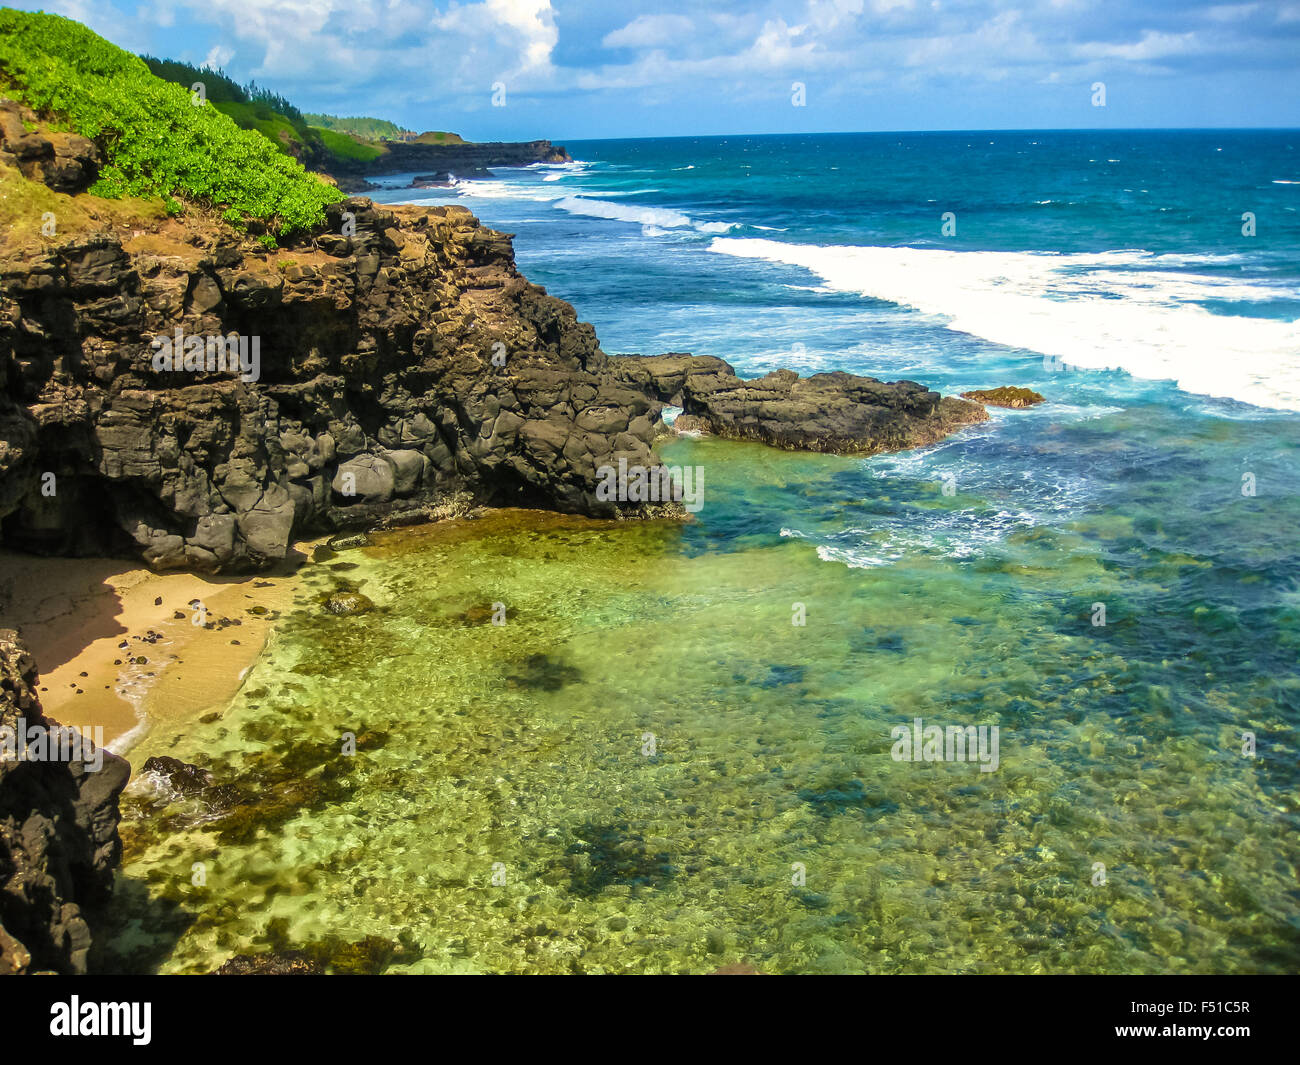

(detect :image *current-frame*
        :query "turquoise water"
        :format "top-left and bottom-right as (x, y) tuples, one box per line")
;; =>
(379, 130), (1300, 409)
(107, 133), (1300, 973)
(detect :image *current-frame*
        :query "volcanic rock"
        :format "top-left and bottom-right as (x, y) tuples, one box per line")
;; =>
(0, 101), (994, 572)
(960, 386), (1045, 409)
(0, 629), (129, 974)
(618, 354), (989, 454)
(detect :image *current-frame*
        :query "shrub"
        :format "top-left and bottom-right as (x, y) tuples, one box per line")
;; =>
(0, 10), (343, 235)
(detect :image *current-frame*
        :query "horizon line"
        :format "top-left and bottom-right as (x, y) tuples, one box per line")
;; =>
(546, 125), (1300, 143)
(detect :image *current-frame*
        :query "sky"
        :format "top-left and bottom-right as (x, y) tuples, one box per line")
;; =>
(12, 1), (1300, 140)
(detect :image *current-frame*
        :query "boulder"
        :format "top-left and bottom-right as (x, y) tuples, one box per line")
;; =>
(332, 454), (395, 504)
(0, 100), (101, 193)
(323, 591), (374, 616)
(381, 448), (427, 496)
(960, 386), (1045, 409)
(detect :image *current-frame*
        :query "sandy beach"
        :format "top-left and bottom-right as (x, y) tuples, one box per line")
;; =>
(0, 549), (303, 751)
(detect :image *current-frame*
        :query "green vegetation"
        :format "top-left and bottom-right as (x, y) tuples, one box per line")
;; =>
(130, 39), (465, 185)
(309, 125), (384, 162)
(141, 56), (245, 104)
(142, 55), (306, 129)
(141, 60), (417, 172)
(413, 130), (465, 145)
(305, 113), (405, 140)
(218, 100), (310, 152)
(0, 10), (342, 235)
(142, 54), (319, 161)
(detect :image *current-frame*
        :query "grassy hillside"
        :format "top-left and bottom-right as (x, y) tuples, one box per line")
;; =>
(305, 113), (405, 140)
(0, 10), (342, 236)
(309, 125), (385, 162)
(140, 55), (473, 175)
(218, 100), (310, 152)
(413, 131), (466, 145)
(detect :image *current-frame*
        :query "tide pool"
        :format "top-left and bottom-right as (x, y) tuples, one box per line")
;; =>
(106, 429), (1300, 974)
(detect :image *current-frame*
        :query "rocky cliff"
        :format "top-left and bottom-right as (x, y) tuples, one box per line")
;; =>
(329, 138), (572, 188)
(0, 94), (669, 570)
(0, 193), (667, 570)
(0, 629), (129, 974)
(0, 96), (988, 574)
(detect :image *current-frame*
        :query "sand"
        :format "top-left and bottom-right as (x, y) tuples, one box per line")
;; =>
(0, 550), (305, 751)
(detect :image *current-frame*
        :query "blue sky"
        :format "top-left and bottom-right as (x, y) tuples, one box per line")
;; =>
(15, 1), (1300, 139)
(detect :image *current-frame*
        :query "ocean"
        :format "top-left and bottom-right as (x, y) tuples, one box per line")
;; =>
(111, 131), (1300, 974)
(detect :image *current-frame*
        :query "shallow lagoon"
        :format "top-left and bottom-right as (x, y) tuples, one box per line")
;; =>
(107, 425), (1300, 974)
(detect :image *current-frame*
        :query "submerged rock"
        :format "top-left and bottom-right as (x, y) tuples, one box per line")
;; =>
(225, 917), (422, 975)
(326, 532), (371, 552)
(139, 755), (244, 813)
(141, 755), (212, 795)
(797, 778), (898, 820)
(322, 591), (374, 616)
(457, 603), (495, 626)
(559, 821), (676, 897)
(214, 951), (323, 975)
(960, 386), (1045, 408)
(505, 653), (581, 691)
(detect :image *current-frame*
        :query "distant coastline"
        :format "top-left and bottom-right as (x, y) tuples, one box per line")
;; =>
(324, 137), (572, 192)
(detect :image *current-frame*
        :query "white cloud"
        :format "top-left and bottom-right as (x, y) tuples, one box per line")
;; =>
(1074, 30), (1202, 62)
(602, 14), (694, 50)
(751, 19), (817, 67)
(434, 0), (557, 74)
(30, 0), (1293, 129)
(1204, 3), (1260, 21)
(202, 44), (234, 71)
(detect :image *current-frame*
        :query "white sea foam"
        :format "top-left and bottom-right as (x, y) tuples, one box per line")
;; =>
(708, 238), (1300, 412)
(556, 195), (735, 234)
(442, 179), (568, 204)
(104, 633), (179, 755)
(557, 196), (691, 228)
